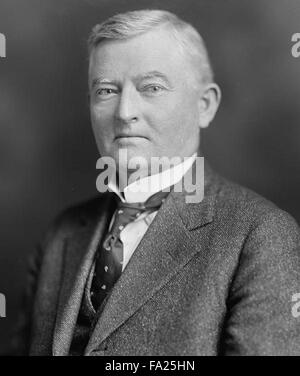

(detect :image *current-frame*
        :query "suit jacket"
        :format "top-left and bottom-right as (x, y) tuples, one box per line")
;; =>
(14, 163), (300, 356)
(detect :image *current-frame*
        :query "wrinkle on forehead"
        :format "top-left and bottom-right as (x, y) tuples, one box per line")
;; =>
(88, 27), (195, 89)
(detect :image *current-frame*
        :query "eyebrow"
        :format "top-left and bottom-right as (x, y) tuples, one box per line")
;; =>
(134, 71), (173, 86)
(91, 77), (116, 89)
(91, 71), (173, 90)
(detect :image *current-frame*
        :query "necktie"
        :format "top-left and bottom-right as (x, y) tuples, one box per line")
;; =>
(90, 190), (170, 311)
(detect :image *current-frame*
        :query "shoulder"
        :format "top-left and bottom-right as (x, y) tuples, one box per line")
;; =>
(205, 172), (300, 284)
(40, 193), (111, 248)
(211, 170), (300, 240)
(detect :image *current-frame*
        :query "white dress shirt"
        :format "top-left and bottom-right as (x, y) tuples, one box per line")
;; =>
(108, 154), (196, 271)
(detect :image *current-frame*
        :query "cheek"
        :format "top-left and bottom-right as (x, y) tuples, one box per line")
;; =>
(146, 95), (198, 135)
(90, 105), (115, 138)
(173, 95), (200, 131)
(145, 96), (181, 127)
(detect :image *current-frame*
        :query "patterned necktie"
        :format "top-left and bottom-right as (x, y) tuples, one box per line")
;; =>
(90, 190), (170, 311)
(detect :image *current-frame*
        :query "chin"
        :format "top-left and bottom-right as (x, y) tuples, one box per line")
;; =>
(112, 148), (149, 175)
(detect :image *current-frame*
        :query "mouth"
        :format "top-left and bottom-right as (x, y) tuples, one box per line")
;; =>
(115, 134), (148, 140)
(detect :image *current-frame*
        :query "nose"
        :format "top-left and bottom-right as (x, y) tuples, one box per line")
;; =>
(115, 86), (139, 124)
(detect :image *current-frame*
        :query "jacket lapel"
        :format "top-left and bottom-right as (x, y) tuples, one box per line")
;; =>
(85, 161), (219, 355)
(52, 194), (117, 356)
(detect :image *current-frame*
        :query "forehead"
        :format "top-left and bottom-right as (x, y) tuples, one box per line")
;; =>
(88, 28), (190, 81)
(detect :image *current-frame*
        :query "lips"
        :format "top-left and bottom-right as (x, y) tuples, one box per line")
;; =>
(115, 134), (148, 140)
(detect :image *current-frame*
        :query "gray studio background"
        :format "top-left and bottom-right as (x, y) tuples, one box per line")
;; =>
(1, 0), (300, 353)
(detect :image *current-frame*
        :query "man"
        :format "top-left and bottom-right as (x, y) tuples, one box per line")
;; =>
(15, 9), (300, 356)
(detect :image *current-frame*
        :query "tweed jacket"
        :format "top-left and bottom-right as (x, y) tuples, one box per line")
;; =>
(15, 163), (300, 356)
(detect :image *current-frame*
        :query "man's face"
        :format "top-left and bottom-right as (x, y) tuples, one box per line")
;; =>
(89, 27), (203, 173)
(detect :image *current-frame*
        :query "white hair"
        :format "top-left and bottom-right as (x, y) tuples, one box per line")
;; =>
(88, 9), (214, 86)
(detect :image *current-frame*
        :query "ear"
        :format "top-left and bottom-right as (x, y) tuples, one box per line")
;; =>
(197, 83), (221, 129)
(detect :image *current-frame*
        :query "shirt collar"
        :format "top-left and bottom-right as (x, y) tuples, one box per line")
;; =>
(108, 153), (197, 203)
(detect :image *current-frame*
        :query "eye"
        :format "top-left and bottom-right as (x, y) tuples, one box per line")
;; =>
(142, 85), (165, 94)
(96, 88), (117, 97)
